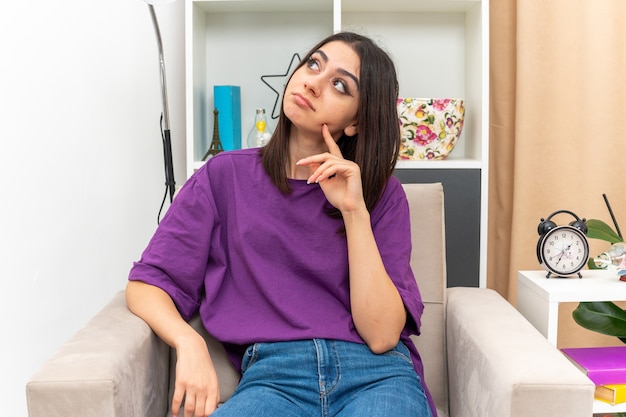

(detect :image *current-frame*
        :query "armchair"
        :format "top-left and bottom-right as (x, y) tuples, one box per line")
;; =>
(26, 183), (594, 417)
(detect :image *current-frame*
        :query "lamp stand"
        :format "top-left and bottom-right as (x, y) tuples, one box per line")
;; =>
(148, 4), (175, 204)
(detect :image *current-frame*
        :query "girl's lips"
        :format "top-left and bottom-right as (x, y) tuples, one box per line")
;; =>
(292, 93), (315, 111)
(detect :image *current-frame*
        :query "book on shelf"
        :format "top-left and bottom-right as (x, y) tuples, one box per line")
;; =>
(595, 384), (626, 405)
(561, 345), (626, 385)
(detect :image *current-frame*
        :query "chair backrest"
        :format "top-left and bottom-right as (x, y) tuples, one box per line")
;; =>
(402, 183), (448, 415)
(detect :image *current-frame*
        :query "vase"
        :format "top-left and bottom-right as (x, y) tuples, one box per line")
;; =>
(593, 242), (626, 275)
(397, 98), (465, 160)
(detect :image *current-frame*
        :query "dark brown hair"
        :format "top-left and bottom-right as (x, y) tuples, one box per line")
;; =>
(260, 32), (400, 216)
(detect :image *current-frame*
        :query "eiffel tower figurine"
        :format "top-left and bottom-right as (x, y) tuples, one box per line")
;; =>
(202, 109), (224, 161)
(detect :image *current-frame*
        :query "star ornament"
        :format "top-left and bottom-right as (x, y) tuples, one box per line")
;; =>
(261, 53), (301, 119)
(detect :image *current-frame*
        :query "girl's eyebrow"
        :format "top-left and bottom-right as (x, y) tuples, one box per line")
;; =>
(314, 49), (360, 90)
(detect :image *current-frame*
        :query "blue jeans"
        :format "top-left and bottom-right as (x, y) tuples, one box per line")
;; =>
(213, 339), (432, 417)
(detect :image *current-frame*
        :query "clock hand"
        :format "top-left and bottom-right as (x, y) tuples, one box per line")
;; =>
(562, 243), (574, 259)
(555, 242), (573, 266)
(551, 246), (564, 266)
(555, 251), (564, 265)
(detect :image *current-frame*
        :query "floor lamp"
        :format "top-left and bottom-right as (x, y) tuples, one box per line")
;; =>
(144, 0), (176, 208)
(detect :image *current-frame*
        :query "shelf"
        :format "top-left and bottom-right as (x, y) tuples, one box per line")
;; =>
(194, 158), (482, 173)
(193, 0), (332, 13)
(193, 0), (482, 14)
(342, 0), (481, 13)
(395, 159), (481, 170)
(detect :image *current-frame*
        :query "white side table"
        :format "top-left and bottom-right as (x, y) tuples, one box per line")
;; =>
(517, 270), (626, 345)
(517, 269), (626, 415)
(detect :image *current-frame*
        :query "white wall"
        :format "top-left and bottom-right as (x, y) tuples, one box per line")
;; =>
(0, 0), (185, 414)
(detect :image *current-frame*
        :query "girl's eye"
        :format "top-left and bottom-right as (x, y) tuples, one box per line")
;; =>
(306, 57), (320, 71)
(332, 79), (348, 94)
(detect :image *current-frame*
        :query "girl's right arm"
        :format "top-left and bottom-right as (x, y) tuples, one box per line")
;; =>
(125, 280), (220, 417)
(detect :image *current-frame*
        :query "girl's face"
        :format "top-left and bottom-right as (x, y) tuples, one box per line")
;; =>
(283, 41), (361, 140)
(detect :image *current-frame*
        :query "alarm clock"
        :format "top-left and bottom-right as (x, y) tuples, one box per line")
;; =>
(537, 210), (590, 278)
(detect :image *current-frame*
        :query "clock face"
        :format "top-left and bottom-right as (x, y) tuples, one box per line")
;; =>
(539, 225), (590, 276)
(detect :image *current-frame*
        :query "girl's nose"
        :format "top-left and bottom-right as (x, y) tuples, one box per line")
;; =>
(304, 78), (321, 97)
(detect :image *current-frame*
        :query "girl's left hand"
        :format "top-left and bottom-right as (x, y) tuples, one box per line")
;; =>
(296, 124), (366, 214)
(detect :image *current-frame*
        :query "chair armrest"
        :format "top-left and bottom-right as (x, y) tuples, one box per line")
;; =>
(26, 291), (170, 417)
(446, 288), (594, 417)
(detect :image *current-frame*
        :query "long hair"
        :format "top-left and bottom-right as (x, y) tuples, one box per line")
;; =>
(260, 32), (400, 216)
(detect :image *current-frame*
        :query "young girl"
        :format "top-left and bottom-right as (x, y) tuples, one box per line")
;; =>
(126, 31), (435, 417)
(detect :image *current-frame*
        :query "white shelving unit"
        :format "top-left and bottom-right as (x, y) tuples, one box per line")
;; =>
(184, 0), (489, 286)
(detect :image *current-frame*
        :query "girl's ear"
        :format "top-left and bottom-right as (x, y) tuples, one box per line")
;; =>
(343, 122), (358, 137)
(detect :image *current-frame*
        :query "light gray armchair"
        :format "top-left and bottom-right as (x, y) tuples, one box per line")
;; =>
(26, 183), (594, 417)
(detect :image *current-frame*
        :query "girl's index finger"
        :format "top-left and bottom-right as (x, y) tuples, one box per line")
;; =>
(322, 124), (342, 157)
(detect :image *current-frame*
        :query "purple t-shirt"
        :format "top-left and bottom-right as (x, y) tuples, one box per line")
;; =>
(129, 148), (434, 413)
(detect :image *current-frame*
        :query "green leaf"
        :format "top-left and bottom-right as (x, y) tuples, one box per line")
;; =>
(586, 219), (623, 244)
(572, 302), (626, 339)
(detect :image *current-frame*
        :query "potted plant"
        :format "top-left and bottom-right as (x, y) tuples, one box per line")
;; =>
(572, 219), (626, 342)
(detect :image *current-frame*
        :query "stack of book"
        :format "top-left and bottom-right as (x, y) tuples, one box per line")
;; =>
(562, 345), (626, 405)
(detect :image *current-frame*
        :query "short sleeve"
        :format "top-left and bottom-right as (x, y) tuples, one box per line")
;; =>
(128, 164), (218, 320)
